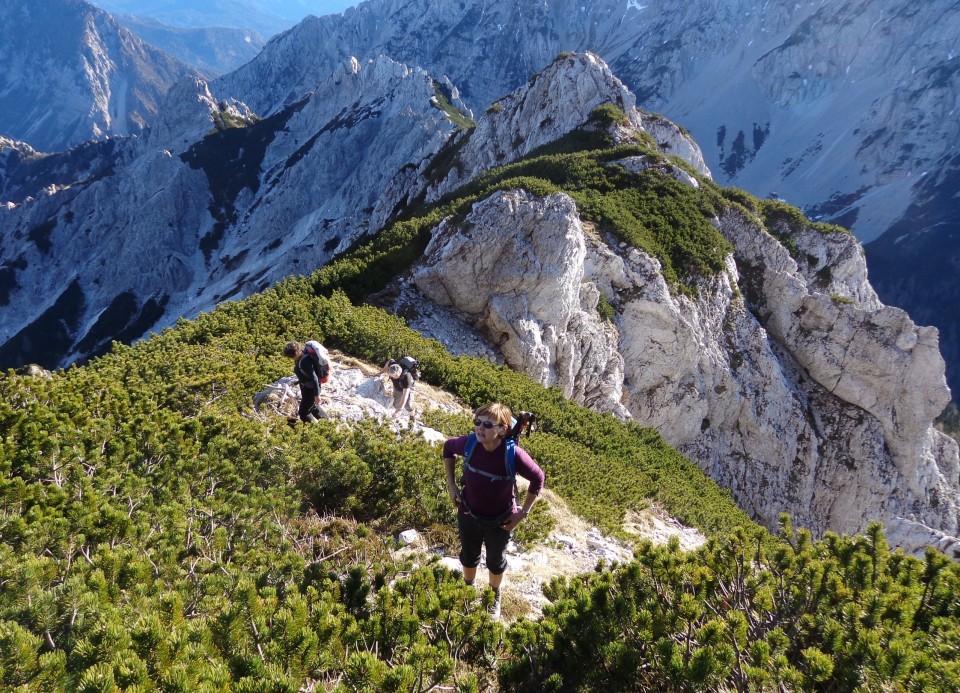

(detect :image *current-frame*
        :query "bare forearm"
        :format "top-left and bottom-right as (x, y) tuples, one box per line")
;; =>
(443, 457), (456, 485)
(443, 457), (461, 506)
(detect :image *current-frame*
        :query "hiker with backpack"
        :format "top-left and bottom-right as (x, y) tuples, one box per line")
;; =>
(442, 403), (544, 620)
(283, 340), (330, 422)
(377, 356), (419, 418)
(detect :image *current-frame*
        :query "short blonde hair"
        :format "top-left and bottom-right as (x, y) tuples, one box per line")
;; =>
(474, 402), (512, 429)
(388, 364), (403, 378)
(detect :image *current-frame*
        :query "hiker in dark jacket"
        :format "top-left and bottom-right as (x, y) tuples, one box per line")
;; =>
(442, 402), (545, 620)
(376, 357), (417, 417)
(283, 341), (327, 422)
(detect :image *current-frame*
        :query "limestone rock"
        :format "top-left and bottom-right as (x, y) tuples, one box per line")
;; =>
(412, 189), (629, 419)
(425, 52), (702, 202)
(395, 187), (960, 557)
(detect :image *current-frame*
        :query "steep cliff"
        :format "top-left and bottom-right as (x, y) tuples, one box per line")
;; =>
(377, 54), (960, 556)
(0, 55), (459, 369)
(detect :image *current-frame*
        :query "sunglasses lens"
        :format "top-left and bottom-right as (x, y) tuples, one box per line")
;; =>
(473, 418), (495, 429)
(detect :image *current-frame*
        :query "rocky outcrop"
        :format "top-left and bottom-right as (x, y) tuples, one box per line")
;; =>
(412, 190), (628, 419)
(720, 210), (951, 496)
(394, 185), (960, 557)
(425, 53), (691, 202)
(365, 53), (960, 556)
(374, 58), (960, 555)
(147, 78), (255, 149)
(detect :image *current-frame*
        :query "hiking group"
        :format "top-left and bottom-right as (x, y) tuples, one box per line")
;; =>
(281, 342), (545, 621)
(283, 342), (421, 422)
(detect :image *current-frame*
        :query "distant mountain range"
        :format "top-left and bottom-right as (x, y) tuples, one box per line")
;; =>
(108, 13), (265, 77)
(0, 0), (199, 151)
(90, 0), (355, 37)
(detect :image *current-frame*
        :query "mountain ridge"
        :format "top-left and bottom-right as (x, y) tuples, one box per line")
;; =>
(0, 0), (201, 152)
(209, 0), (960, 399)
(5, 0), (958, 399)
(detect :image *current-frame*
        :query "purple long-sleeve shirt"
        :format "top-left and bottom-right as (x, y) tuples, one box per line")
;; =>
(443, 434), (545, 516)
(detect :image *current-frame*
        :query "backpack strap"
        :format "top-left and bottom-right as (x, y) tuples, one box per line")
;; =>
(463, 433), (516, 483)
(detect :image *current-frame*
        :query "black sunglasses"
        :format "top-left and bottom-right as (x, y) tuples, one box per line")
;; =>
(473, 418), (498, 429)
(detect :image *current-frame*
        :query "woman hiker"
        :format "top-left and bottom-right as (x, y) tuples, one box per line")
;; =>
(442, 402), (545, 621)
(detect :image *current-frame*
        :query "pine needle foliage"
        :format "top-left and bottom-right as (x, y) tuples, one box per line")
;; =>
(501, 519), (960, 692)
(3, 276), (958, 690)
(309, 126), (733, 302)
(0, 277), (752, 691)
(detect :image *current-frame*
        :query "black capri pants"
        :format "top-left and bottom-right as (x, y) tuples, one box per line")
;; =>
(457, 510), (511, 575)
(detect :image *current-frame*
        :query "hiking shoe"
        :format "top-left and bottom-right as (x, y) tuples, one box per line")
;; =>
(488, 590), (502, 622)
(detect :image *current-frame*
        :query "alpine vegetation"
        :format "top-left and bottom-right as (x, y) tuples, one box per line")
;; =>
(1, 227), (959, 691)
(2, 48), (958, 556)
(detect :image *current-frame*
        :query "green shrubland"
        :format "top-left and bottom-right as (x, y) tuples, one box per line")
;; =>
(0, 281), (748, 691)
(3, 280), (957, 691)
(502, 520), (960, 691)
(2, 118), (958, 691)
(315, 127), (733, 302)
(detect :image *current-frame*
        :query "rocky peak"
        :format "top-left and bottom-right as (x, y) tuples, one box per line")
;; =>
(391, 182), (960, 557)
(148, 77), (256, 150)
(0, 136), (36, 159)
(427, 51), (708, 202)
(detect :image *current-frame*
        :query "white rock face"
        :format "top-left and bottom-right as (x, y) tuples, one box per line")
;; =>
(719, 210), (951, 496)
(396, 186), (960, 557)
(412, 189), (629, 418)
(426, 53), (686, 201)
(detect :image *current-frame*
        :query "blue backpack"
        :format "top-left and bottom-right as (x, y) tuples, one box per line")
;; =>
(462, 432), (516, 484)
